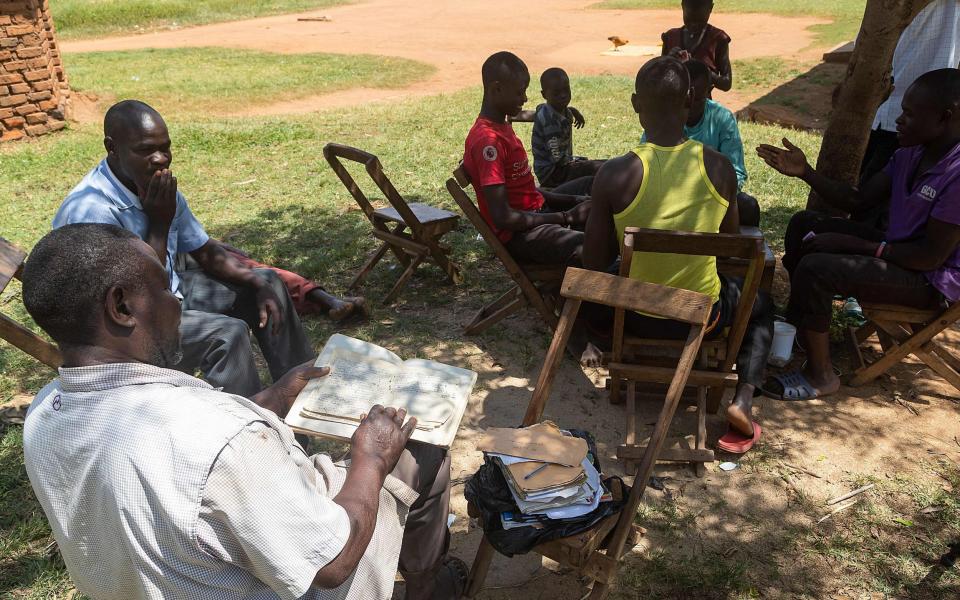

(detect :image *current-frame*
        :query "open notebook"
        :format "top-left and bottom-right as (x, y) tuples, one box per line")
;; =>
(285, 334), (477, 448)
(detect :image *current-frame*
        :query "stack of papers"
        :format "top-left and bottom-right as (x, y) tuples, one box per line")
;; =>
(477, 422), (607, 525)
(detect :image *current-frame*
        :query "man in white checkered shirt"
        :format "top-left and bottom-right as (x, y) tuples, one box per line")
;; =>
(20, 224), (468, 600)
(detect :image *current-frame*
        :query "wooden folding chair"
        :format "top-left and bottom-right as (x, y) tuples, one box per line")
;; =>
(848, 300), (960, 393)
(323, 143), (462, 304)
(0, 237), (61, 369)
(464, 267), (712, 599)
(608, 228), (765, 475)
(446, 165), (564, 334)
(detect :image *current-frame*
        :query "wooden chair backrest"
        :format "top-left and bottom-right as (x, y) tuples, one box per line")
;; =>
(322, 143), (425, 236)
(447, 164), (531, 277)
(0, 237), (62, 369)
(521, 267), (711, 569)
(619, 228), (765, 371)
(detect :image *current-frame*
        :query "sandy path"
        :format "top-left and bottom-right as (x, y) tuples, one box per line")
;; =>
(60, 0), (828, 116)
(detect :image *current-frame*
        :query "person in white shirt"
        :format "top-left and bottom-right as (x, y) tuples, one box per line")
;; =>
(20, 223), (467, 600)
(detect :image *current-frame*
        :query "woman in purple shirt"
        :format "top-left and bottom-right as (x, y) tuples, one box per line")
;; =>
(756, 68), (960, 400)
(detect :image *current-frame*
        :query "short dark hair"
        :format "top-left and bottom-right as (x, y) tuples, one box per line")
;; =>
(22, 224), (145, 346)
(103, 99), (163, 143)
(911, 68), (960, 110)
(482, 51), (528, 87)
(540, 67), (568, 88)
(635, 56), (690, 107)
(685, 60), (711, 86)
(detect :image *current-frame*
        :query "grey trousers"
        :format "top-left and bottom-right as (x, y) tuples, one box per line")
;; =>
(176, 268), (315, 397)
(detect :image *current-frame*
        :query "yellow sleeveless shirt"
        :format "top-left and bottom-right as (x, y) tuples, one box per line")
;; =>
(613, 140), (728, 304)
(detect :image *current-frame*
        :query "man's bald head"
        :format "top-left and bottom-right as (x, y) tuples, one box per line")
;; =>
(104, 100), (165, 145)
(480, 51), (530, 119)
(481, 51), (528, 88)
(911, 68), (960, 112)
(634, 57), (690, 111)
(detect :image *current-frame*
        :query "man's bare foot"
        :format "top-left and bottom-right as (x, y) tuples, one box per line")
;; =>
(726, 401), (754, 437)
(580, 342), (603, 368)
(328, 296), (367, 322)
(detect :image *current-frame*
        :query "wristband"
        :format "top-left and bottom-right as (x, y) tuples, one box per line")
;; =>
(875, 241), (887, 259)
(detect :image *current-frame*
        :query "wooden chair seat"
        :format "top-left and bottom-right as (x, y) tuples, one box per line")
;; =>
(464, 268), (712, 599)
(0, 237), (61, 369)
(373, 203), (459, 226)
(848, 299), (960, 393)
(323, 143), (461, 304)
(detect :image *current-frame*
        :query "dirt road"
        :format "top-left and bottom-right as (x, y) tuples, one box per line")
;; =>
(60, 0), (827, 115)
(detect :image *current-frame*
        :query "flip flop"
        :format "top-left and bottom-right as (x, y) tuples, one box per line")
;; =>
(717, 421), (762, 454)
(764, 371), (820, 401)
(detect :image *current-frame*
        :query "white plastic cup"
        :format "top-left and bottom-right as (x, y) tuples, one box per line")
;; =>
(768, 321), (797, 367)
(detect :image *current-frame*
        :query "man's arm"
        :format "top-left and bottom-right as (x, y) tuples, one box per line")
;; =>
(713, 41), (732, 92)
(583, 153), (644, 271)
(757, 137), (892, 214)
(312, 406), (416, 588)
(139, 169), (178, 263)
(483, 185), (574, 231)
(190, 241), (283, 333)
(806, 218), (960, 273)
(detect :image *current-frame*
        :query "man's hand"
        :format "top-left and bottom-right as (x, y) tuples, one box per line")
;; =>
(570, 107), (586, 129)
(350, 405), (417, 478)
(667, 47), (691, 62)
(252, 361), (329, 418)
(564, 199), (592, 226)
(803, 232), (876, 256)
(254, 279), (284, 335)
(757, 138), (810, 178)
(140, 169), (177, 227)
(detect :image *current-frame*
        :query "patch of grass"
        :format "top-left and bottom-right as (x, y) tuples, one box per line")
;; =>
(53, 0), (350, 39)
(733, 57), (807, 93)
(591, 0), (866, 47)
(65, 47), (434, 115)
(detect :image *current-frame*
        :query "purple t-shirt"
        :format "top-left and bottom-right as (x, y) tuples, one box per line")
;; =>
(885, 141), (960, 301)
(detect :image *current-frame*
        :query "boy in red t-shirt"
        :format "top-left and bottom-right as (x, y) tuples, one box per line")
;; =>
(463, 51), (592, 266)
(661, 0), (732, 92)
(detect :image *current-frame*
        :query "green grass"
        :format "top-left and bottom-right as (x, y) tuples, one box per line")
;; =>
(53, 0), (351, 39)
(592, 0), (866, 47)
(65, 47), (434, 115)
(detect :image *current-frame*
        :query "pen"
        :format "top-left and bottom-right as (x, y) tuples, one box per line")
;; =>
(524, 462), (550, 480)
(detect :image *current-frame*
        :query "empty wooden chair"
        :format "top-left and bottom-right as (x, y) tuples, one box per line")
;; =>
(464, 267), (712, 599)
(608, 228), (765, 475)
(848, 300), (960, 394)
(446, 165), (564, 334)
(0, 237), (61, 369)
(323, 143), (461, 304)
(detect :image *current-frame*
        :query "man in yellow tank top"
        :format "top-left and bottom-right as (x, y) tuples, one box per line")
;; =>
(582, 57), (774, 453)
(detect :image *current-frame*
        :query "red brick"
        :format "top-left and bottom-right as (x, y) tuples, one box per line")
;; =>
(27, 57), (48, 69)
(14, 103), (37, 115)
(0, 108), (12, 120)
(27, 90), (49, 101)
(5, 25), (34, 37)
(17, 46), (43, 58)
(0, 16), (12, 27)
(0, 38), (18, 48)
(25, 123), (47, 136)
(25, 112), (45, 125)
(3, 115), (24, 128)
(4, 60), (27, 71)
(0, 73), (23, 84)
(47, 118), (65, 132)
(19, 34), (41, 47)
(1, 128), (25, 142)
(0, 51), (11, 61)
(24, 69), (47, 82)
(37, 98), (55, 111)
(9, 82), (29, 94)
(0, 93), (26, 107)
(30, 78), (52, 91)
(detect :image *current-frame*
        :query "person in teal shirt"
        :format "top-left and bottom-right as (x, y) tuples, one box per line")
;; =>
(642, 60), (759, 225)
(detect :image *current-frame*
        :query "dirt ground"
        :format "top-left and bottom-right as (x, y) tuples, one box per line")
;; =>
(59, 0), (827, 116)
(43, 2), (960, 597)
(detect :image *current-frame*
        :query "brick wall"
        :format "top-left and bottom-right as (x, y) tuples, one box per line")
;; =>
(0, 0), (69, 142)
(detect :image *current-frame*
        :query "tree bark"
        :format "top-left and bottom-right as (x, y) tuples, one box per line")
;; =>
(807, 0), (934, 213)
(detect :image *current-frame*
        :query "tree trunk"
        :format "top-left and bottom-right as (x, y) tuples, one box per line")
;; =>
(807, 0), (934, 213)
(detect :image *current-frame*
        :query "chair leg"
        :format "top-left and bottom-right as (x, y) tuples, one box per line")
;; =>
(914, 345), (960, 394)
(464, 287), (526, 335)
(382, 253), (424, 305)
(624, 381), (637, 472)
(695, 354), (709, 478)
(464, 537), (495, 599)
(349, 241), (390, 290)
(425, 236), (462, 285)
(587, 582), (611, 600)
